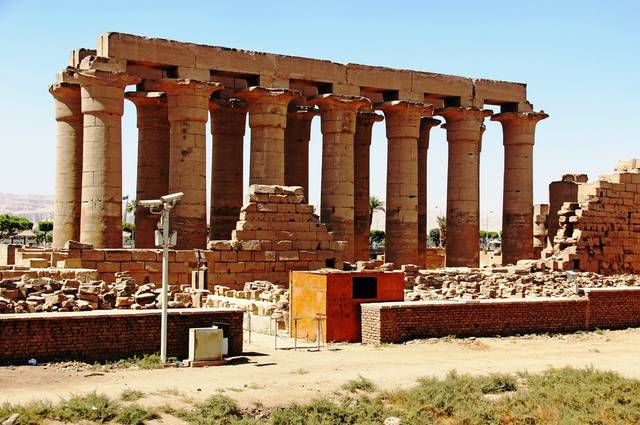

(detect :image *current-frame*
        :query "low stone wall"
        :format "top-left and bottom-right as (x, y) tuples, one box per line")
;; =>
(0, 308), (243, 364)
(361, 288), (640, 344)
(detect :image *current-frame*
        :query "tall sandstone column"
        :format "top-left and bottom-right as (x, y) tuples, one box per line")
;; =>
(50, 81), (83, 248)
(492, 111), (548, 265)
(418, 117), (441, 267)
(284, 105), (316, 200)
(354, 111), (383, 261)
(377, 101), (433, 266)
(438, 107), (492, 267)
(125, 92), (170, 248)
(209, 100), (247, 240)
(237, 87), (299, 185)
(310, 94), (370, 262)
(77, 70), (139, 248)
(146, 79), (222, 249)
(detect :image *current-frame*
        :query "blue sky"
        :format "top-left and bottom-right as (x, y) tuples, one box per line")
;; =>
(0, 0), (638, 230)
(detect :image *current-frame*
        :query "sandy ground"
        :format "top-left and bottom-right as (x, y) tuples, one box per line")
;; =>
(2, 328), (640, 412)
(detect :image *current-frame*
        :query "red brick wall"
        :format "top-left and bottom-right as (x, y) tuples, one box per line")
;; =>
(0, 308), (243, 364)
(361, 288), (640, 344)
(586, 288), (640, 329)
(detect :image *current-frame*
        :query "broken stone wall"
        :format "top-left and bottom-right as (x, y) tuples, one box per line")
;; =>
(533, 204), (548, 257)
(543, 160), (640, 274)
(547, 174), (588, 246)
(6, 185), (344, 290)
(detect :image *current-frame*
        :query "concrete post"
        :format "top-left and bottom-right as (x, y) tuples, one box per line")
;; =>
(209, 99), (247, 240)
(354, 111), (384, 262)
(284, 105), (317, 200)
(125, 91), (170, 248)
(146, 79), (223, 249)
(418, 117), (441, 267)
(50, 81), (83, 248)
(492, 111), (549, 265)
(76, 70), (140, 248)
(377, 101), (434, 266)
(438, 107), (492, 267)
(237, 87), (299, 185)
(309, 94), (371, 263)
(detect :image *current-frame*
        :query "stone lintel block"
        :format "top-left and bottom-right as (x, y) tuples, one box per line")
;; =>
(130, 249), (159, 261)
(249, 184), (305, 196)
(104, 250), (132, 262)
(81, 250), (105, 261)
(78, 55), (128, 73)
(207, 240), (234, 250)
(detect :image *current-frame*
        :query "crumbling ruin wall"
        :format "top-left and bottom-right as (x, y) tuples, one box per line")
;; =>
(533, 204), (548, 257)
(543, 160), (640, 274)
(547, 174), (588, 245)
(361, 287), (640, 344)
(4, 185), (344, 290)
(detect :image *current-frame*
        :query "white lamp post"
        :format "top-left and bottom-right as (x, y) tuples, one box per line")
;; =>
(138, 192), (184, 364)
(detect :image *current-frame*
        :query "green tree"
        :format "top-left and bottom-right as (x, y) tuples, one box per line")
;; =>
(436, 215), (446, 247)
(429, 228), (441, 247)
(369, 230), (385, 247)
(0, 214), (33, 240)
(369, 196), (385, 229)
(480, 230), (500, 240)
(126, 198), (137, 214)
(122, 222), (136, 234)
(35, 220), (54, 245)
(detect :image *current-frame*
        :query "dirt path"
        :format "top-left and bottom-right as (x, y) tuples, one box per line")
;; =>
(2, 328), (640, 409)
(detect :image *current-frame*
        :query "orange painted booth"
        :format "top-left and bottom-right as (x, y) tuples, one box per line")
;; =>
(289, 270), (404, 343)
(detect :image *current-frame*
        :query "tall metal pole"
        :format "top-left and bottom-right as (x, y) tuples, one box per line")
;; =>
(160, 208), (169, 364)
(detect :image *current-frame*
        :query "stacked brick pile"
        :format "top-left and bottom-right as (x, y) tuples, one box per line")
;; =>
(0, 272), (205, 314)
(543, 159), (640, 274)
(206, 185), (345, 287)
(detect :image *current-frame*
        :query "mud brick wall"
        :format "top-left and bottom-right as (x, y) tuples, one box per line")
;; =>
(0, 308), (243, 364)
(361, 287), (640, 344)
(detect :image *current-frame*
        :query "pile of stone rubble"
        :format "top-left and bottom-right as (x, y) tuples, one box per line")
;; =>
(207, 280), (289, 318)
(403, 267), (640, 301)
(0, 272), (207, 314)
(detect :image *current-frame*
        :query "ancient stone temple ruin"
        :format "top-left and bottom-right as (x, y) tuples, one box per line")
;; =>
(50, 32), (547, 273)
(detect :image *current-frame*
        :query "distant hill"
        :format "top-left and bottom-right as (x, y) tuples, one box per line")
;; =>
(0, 193), (54, 223)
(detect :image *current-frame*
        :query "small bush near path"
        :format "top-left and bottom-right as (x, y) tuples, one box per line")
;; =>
(341, 375), (377, 393)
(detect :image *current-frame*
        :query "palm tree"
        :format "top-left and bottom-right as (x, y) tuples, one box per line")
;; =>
(436, 215), (446, 247)
(369, 196), (385, 229)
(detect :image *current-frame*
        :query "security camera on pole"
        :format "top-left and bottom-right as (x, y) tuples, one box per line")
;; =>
(138, 192), (184, 364)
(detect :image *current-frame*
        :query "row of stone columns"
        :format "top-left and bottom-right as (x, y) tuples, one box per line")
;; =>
(51, 69), (547, 266)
